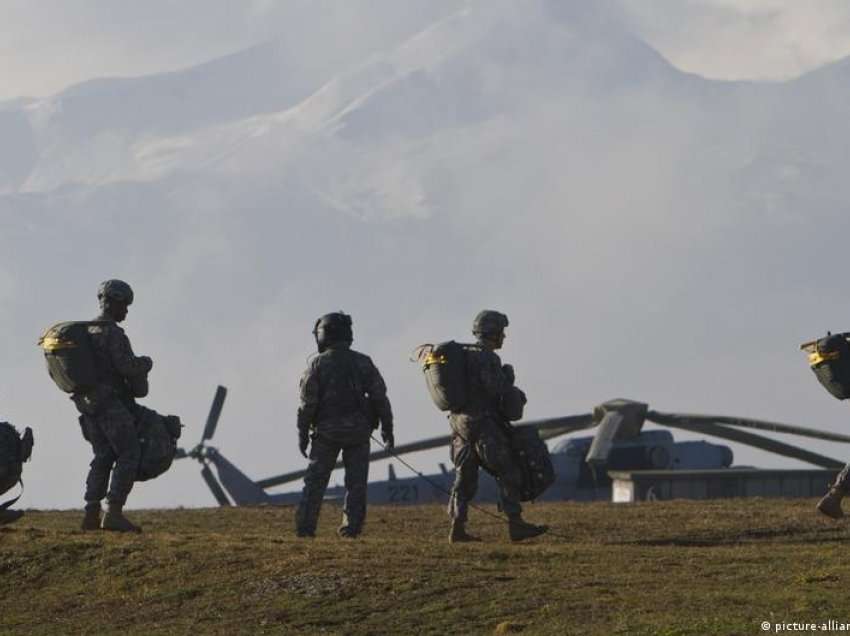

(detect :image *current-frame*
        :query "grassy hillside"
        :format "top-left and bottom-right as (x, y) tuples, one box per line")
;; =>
(1, 499), (848, 635)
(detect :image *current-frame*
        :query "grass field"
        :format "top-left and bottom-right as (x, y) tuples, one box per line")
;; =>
(1, 499), (849, 635)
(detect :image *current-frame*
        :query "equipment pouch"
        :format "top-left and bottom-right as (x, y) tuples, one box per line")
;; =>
(501, 386), (527, 421)
(135, 406), (181, 481)
(510, 424), (555, 501)
(127, 373), (149, 399)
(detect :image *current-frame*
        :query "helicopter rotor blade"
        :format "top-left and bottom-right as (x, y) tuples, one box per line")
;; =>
(647, 411), (850, 444)
(202, 385), (227, 443)
(649, 414), (844, 469)
(527, 413), (596, 432)
(201, 463), (231, 506)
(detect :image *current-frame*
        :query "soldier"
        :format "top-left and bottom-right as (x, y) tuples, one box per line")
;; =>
(75, 280), (152, 532)
(0, 422), (33, 526)
(295, 312), (394, 538)
(817, 466), (850, 519)
(447, 310), (547, 543)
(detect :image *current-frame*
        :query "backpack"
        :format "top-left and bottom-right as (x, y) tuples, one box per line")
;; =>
(135, 407), (182, 481)
(38, 321), (109, 394)
(806, 333), (850, 400)
(0, 422), (33, 510)
(510, 424), (555, 501)
(414, 341), (469, 412)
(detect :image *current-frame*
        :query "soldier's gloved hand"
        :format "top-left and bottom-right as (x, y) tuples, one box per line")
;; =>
(502, 364), (515, 386)
(299, 429), (310, 458)
(139, 356), (154, 373)
(381, 428), (394, 452)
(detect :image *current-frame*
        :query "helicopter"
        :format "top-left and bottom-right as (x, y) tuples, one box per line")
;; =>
(175, 387), (850, 506)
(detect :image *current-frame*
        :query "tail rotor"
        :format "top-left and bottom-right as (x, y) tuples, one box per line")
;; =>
(175, 385), (232, 505)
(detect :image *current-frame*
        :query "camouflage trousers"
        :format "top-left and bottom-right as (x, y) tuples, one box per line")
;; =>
(295, 435), (370, 535)
(447, 414), (522, 523)
(80, 400), (140, 506)
(833, 464), (850, 493)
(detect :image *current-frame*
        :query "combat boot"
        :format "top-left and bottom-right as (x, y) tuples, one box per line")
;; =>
(817, 487), (845, 520)
(449, 520), (481, 543)
(81, 504), (102, 531)
(337, 525), (360, 539)
(507, 514), (548, 542)
(101, 503), (142, 533)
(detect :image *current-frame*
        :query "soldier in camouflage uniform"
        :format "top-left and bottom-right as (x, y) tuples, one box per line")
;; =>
(0, 422), (32, 526)
(447, 310), (547, 543)
(295, 312), (394, 538)
(74, 280), (152, 532)
(818, 465), (850, 519)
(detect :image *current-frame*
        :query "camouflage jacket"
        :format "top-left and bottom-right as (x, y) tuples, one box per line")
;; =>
(297, 345), (393, 443)
(86, 315), (152, 408)
(456, 344), (513, 419)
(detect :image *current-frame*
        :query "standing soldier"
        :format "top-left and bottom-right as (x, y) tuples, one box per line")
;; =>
(0, 420), (33, 526)
(295, 312), (394, 538)
(75, 280), (152, 532)
(447, 310), (547, 543)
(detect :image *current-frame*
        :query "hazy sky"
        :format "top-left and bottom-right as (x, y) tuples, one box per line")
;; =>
(620, 0), (850, 80)
(3, 1), (850, 101)
(2, 0), (850, 510)
(0, 0), (463, 101)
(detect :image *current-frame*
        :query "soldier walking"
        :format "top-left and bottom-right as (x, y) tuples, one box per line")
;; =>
(295, 312), (394, 538)
(447, 310), (547, 543)
(75, 280), (152, 532)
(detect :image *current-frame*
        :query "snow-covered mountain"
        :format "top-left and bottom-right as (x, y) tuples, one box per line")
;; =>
(2, 0), (848, 509)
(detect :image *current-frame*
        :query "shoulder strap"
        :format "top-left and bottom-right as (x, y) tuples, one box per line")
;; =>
(345, 352), (375, 421)
(345, 352), (366, 399)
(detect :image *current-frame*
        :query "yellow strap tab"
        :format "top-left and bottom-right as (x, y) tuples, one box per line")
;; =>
(423, 352), (447, 368)
(810, 350), (840, 367)
(39, 336), (77, 352)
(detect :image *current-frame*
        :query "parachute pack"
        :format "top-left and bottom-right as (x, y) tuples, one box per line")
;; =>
(510, 424), (555, 501)
(135, 407), (182, 481)
(414, 341), (469, 412)
(802, 333), (850, 400)
(38, 321), (110, 394)
(0, 422), (33, 511)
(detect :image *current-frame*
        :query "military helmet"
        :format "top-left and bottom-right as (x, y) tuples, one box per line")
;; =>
(97, 279), (134, 305)
(313, 311), (353, 351)
(472, 310), (509, 337)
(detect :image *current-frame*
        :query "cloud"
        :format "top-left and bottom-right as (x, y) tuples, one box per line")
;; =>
(0, 0), (464, 101)
(617, 0), (850, 80)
